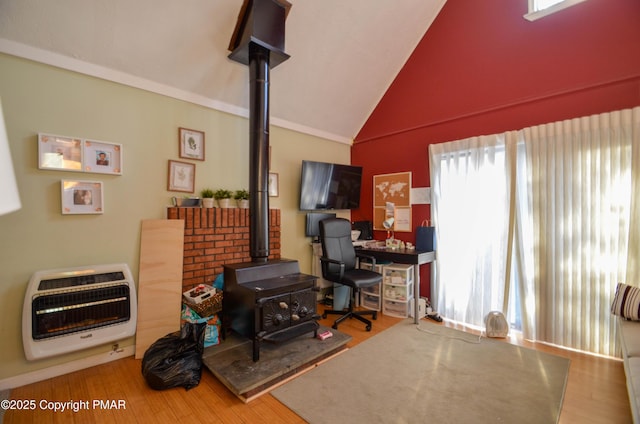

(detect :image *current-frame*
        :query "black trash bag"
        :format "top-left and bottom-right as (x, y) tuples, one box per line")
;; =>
(141, 321), (207, 390)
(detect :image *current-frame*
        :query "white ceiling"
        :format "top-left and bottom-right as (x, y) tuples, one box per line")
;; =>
(0, 0), (446, 142)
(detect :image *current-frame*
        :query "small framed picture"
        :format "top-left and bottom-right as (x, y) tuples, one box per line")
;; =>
(179, 127), (205, 161)
(38, 133), (83, 171)
(61, 180), (104, 214)
(268, 172), (279, 197)
(168, 160), (195, 193)
(83, 139), (123, 175)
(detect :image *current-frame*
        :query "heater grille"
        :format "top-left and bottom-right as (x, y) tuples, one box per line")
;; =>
(37, 271), (126, 291)
(32, 283), (131, 340)
(23, 264), (137, 361)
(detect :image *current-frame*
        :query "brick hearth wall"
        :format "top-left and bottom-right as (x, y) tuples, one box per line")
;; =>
(167, 207), (281, 291)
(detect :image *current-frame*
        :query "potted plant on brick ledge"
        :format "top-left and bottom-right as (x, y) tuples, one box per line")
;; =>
(200, 188), (215, 208)
(214, 189), (233, 208)
(234, 189), (249, 209)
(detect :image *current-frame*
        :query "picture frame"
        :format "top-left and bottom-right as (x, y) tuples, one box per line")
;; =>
(179, 127), (205, 161)
(168, 160), (195, 193)
(38, 133), (83, 172)
(83, 139), (123, 175)
(268, 172), (279, 197)
(61, 180), (104, 214)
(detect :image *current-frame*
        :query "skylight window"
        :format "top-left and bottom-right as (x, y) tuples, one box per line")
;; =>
(533, 0), (566, 10)
(524, 0), (588, 21)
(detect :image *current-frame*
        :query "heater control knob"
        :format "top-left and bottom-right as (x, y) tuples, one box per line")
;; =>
(273, 314), (284, 325)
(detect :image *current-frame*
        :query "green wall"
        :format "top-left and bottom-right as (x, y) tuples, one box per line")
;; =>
(0, 53), (351, 383)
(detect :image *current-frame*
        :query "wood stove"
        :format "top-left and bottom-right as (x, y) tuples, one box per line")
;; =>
(223, 259), (320, 361)
(223, 0), (320, 362)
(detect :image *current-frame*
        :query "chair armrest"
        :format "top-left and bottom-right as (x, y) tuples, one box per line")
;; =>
(355, 252), (377, 268)
(319, 256), (345, 280)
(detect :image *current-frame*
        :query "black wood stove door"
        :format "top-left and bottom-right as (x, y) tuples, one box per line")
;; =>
(259, 288), (317, 334)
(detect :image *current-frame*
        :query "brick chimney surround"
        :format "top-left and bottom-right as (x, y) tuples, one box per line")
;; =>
(167, 207), (281, 291)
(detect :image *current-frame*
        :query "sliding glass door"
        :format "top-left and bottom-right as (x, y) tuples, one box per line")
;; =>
(429, 107), (640, 356)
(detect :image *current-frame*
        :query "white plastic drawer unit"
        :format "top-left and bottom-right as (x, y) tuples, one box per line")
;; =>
(361, 283), (381, 296)
(382, 263), (414, 286)
(383, 282), (413, 301)
(383, 299), (413, 318)
(382, 263), (414, 302)
(361, 293), (381, 311)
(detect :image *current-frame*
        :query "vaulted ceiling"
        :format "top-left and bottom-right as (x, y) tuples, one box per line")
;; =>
(0, 0), (446, 142)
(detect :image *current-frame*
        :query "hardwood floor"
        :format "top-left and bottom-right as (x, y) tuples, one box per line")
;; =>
(5, 304), (632, 423)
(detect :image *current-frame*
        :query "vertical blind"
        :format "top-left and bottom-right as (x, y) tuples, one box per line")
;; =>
(430, 107), (640, 356)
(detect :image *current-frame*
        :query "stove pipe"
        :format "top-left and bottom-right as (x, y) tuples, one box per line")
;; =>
(228, 0), (291, 263)
(248, 44), (270, 262)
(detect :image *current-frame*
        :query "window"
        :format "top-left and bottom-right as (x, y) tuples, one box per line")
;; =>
(430, 136), (515, 332)
(524, 0), (588, 21)
(429, 107), (639, 357)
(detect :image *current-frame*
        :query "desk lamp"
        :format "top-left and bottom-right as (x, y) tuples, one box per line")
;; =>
(383, 217), (397, 248)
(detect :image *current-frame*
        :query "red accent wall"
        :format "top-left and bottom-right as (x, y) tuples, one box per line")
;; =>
(352, 0), (640, 297)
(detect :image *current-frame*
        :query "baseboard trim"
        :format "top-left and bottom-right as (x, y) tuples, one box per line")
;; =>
(0, 345), (135, 391)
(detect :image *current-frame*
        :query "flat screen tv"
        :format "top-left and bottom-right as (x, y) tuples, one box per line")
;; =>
(305, 212), (336, 241)
(299, 160), (363, 211)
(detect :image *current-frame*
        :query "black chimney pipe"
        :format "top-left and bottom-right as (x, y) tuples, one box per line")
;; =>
(228, 0), (291, 263)
(248, 43), (270, 262)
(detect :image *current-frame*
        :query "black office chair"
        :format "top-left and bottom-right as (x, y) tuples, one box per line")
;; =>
(319, 218), (382, 331)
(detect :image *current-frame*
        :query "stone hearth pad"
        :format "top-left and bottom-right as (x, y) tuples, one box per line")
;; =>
(202, 326), (351, 402)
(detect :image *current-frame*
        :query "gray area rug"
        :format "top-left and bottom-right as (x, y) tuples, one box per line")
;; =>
(272, 320), (570, 424)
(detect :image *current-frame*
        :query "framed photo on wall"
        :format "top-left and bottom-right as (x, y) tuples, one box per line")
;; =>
(178, 127), (205, 161)
(83, 140), (123, 175)
(38, 133), (83, 172)
(167, 160), (195, 193)
(38, 133), (124, 176)
(61, 180), (104, 214)
(268, 172), (279, 197)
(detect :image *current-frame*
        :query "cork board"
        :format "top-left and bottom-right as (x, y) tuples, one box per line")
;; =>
(135, 219), (185, 359)
(373, 171), (412, 231)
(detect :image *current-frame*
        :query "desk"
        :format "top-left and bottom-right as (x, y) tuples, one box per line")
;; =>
(357, 247), (435, 324)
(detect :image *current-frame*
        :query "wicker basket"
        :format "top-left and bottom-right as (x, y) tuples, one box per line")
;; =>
(184, 291), (223, 317)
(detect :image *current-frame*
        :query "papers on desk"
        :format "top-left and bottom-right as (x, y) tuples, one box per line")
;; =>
(353, 240), (385, 249)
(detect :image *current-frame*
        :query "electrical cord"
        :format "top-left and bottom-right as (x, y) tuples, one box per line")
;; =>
(419, 299), (483, 343)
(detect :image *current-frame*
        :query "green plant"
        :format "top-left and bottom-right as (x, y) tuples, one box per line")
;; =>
(213, 189), (233, 200)
(200, 188), (214, 198)
(234, 189), (249, 200)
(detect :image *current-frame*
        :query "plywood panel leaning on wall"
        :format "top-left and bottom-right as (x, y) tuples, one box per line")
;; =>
(135, 219), (185, 359)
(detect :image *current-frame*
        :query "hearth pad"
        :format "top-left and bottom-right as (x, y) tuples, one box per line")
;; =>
(202, 326), (351, 402)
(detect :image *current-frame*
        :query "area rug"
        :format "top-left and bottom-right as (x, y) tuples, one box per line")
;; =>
(272, 320), (570, 424)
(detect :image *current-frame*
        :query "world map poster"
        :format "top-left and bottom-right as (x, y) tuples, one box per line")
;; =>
(373, 171), (412, 232)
